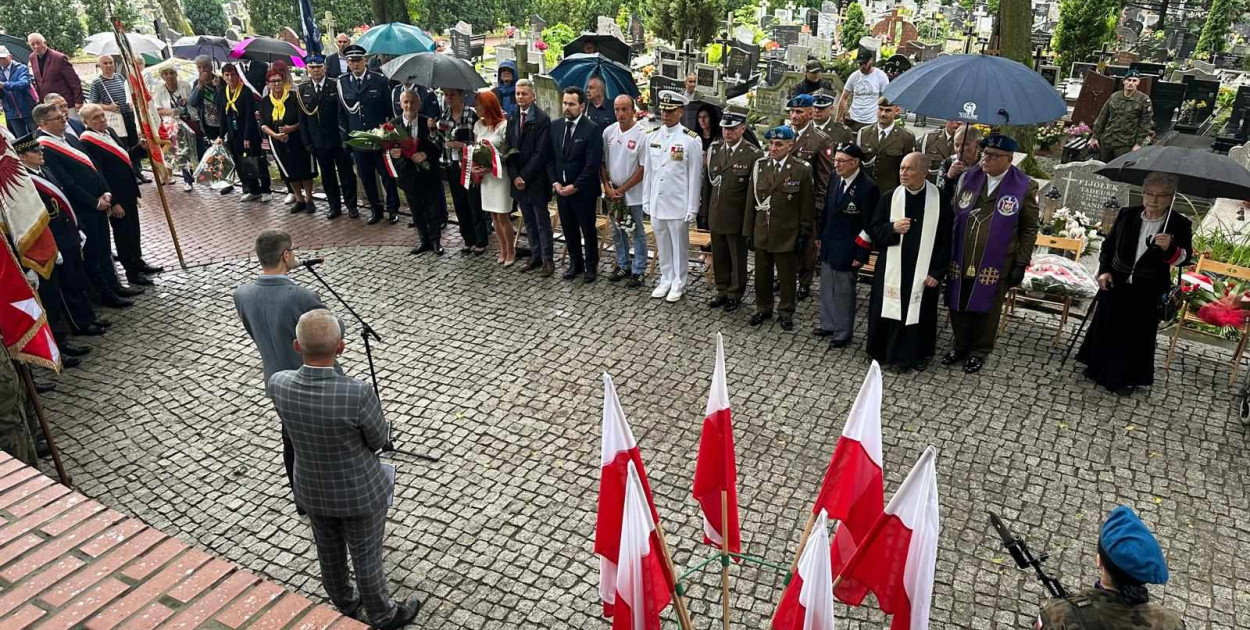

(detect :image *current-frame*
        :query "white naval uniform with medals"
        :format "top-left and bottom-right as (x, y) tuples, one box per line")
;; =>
(643, 121), (704, 298)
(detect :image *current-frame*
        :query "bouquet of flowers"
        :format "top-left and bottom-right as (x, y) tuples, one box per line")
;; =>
(1182, 272), (1250, 327)
(193, 142), (235, 186)
(1020, 253), (1099, 298)
(1065, 122), (1092, 139)
(605, 196), (635, 233)
(348, 122), (428, 171)
(1050, 206), (1101, 246)
(462, 138), (516, 187)
(1036, 121), (1066, 149)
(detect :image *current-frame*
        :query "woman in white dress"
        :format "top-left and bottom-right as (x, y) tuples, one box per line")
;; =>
(471, 90), (517, 265)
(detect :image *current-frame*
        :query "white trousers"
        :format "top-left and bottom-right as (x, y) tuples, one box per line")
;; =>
(653, 218), (689, 291)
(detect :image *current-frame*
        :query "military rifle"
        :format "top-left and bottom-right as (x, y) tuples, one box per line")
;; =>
(988, 511), (1068, 599)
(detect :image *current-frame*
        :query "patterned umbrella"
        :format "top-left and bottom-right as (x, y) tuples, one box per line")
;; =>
(357, 23), (437, 56)
(882, 53), (1066, 126)
(142, 58), (198, 93)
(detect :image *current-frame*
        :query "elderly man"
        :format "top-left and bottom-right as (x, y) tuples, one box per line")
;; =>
(790, 59), (834, 98)
(27, 34), (83, 115)
(269, 309), (420, 628)
(838, 49), (889, 131)
(507, 79), (555, 276)
(0, 47), (37, 136)
(788, 93), (836, 301)
(643, 90), (704, 302)
(189, 55), (223, 145)
(944, 134), (1039, 374)
(1091, 69), (1153, 162)
(937, 125), (980, 207)
(817, 143), (880, 345)
(602, 94), (648, 286)
(865, 152), (951, 372)
(584, 76), (614, 128)
(1077, 172), (1191, 396)
(701, 112), (762, 311)
(42, 93), (84, 138)
(745, 126), (815, 331)
(858, 98), (915, 194)
(919, 120), (961, 181)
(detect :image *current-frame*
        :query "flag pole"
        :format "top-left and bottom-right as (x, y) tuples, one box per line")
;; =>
(720, 489), (731, 630)
(826, 509), (893, 594)
(16, 364), (70, 486)
(111, 18), (188, 270)
(653, 520), (695, 630)
(790, 514), (841, 576)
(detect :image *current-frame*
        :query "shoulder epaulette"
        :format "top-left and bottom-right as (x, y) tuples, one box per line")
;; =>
(685, 129), (699, 139)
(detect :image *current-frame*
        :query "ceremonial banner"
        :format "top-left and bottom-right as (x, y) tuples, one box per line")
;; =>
(611, 461), (673, 630)
(0, 237), (59, 370)
(0, 132), (57, 278)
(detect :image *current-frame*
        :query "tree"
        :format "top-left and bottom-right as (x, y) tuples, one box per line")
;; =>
(155, 0), (194, 35)
(1195, 0), (1237, 56)
(541, 22), (575, 66)
(1052, 0), (1117, 74)
(246, 0), (296, 37)
(184, 0), (229, 36)
(370, 0), (410, 24)
(997, 0), (1045, 176)
(409, 0), (500, 34)
(0, 0), (84, 53)
(318, 0), (372, 33)
(840, 2), (867, 52)
(648, 0), (722, 47)
(84, 0), (142, 36)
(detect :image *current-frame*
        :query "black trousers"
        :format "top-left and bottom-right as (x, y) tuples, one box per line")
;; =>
(227, 139), (272, 195)
(121, 113), (145, 179)
(556, 194), (598, 271)
(798, 239), (818, 288)
(399, 178), (442, 246)
(712, 232), (749, 299)
(313, 146), (358, 211)
(948, 279), (1007, 359)
(444, 166), (489, 247)
(49, 225), (96, 328)
(352, 149), (398, 214)
(76, 209), (121, 297)
(754, 249), (798, 316)
(109, 201), (143, 272)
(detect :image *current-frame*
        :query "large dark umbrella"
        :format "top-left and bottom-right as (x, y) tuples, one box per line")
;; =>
(563, 33), (630, 65)
(0, 35), (32, 63)
(229, 36), (305, 64)
(381, 52), (487, 91)
(883, 54), (1066, 125)
(1096, 146), (1250, 200)
(172, 35), (234, 61)
(550, 53), (639, 99)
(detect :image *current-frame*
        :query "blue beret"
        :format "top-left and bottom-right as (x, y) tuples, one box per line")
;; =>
(979, 133), (1019, 153)
(787, 94), (815, 109)
(305, 54), (326, 66)
(1100, 506), (1169, 585)
(764, 125), (796, 141)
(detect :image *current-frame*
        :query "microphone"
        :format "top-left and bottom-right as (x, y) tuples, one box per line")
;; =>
(301, 258), (325, 269)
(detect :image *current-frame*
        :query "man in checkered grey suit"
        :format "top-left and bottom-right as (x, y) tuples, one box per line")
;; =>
(269, 309), (420, 628)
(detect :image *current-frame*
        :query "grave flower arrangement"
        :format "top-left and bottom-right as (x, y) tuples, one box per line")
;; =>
(1181, 272), (1250, 329)
(1037, 121), (1066, 150)
(347, 122), (428, 171)
(1050, 206), (1100, 246)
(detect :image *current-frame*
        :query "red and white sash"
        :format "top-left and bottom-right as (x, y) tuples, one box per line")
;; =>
(37, 134), (97, 172)
(383, 152), (398, 178)
(460, 139), (502, 188)
(27, 169), (77, 225)
(80, 130), (133, 168)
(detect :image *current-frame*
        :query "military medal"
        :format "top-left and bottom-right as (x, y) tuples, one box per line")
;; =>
(671, 146), (684, 161)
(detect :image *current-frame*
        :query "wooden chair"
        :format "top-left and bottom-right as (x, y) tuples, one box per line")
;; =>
(857, 251), (879, 282)
(1165, 256), (1250, 385)
(999, 234), (1086, 346)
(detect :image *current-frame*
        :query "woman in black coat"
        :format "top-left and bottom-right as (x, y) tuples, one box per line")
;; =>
(391, 89), (444, 254)
(218, 63), (272, 200)
(260, 69), (317, 213)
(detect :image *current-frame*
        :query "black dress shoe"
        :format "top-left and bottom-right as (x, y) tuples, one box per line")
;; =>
(562, 267), (583, 280)
(1113, 385), (1137, 397)
(584, 270), (597, 283)
(35, 434), (51, 458)
(339, 599), (362, 620)
(289, 201), (305, 214)
(540, 261), (555, 277)
(940, 350), (967, 366)
(347, 208), (360, 219)
(115, 285), (145, 297)
(126, 273), (155, 286)
(813, 328), (834, 337)
(327, 207), (343, 219)
(522, 258), (543, 272)
(138, 262), (165, 274)
(411, 243), (433, 255)
(34, 381), (56, 394)
(963, 357), (984, 374)
(79, 323), (107, 336)
(367, 211), (384, 225)
(912, 360), (929, 373)
(797, 285), (812, 301)
(708, 296), (729, 308)
(749, 312), (773, 326)
(62, 344), (91, 357)
(306, 201), (317, 214)
(778, 316), (794, 331)
(93, 319), (113, 328)
(389, 212), (400, 225)
(828, 338), (850, 349)
(219, 184), (235, 195)
(62, 356), (82, 369)
(101, 295), (133, 308)
(626, 274), (643, 288)
(408, 219), (416, 228)
(433, 244), (444, 255)
(375, 597), (421, 630)
(460, 246), (473, 256)
(723, 298), (740, 312)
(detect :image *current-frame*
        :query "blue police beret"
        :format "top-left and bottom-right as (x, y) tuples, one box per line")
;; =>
(1100, 506), (1169, 585)
(979, 133), (1019, 153)
(764, 125), (796, 141)
(836, 142), (864, 160)
(787, 93), (815, 109)
(305, 54), (326, 66)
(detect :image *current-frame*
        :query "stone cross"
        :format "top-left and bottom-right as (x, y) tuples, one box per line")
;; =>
(963, 23), (976, 54)
(1033, 46), (1045, 71)
(321, 11), (337, 39)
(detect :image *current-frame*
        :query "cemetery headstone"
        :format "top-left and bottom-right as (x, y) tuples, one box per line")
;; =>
(818, 13), (838, 39)
(532, 74), (562, 117)
(1213, 52), (1245, 70)
(1191, 60), (1216, 73)
(1149, 81), (1186, 133)
(1072, 71), (1116, 125)
(660, 59), (682, 79)
(629, 14), (646, 51)
(494, 45), (515, 63)
(773, 25), (801, 47)
(725, 42), (760, 80)
(1230, 142), (1250, 172)
(808, 10), (821, 35)
(695, 64), (721, 91)
(786, 45), (811, 68)
(597, 16), (626, 41)
(1112, 52), (1138, 66)
(735, 26), (756, 44)
(871, 10), (919, 47)
(1124, 18), (1144, 36)
(1039, 65), (1059, 86)
(760, 15), (776, 31)
(1222, 85), (1250, 137)
(1184, 77), (1220, 123)
(1039, 160), (1132, 221)
(1070, 62), (1096, 80)
(727, 75), (760, 100)
(450, 27), (473, 60)
(1104, 65), (1131, 78)
(1031, 30), (1051, 49)
(1129, 61), (1166, 79)
(775, 8), (794, 23)
(766, 59), (789, 85)
(822, 1), (837, 12)
(753, 72), (804, 124)
(1114, 26), (1138, 45)
(470, 34), (486, 59)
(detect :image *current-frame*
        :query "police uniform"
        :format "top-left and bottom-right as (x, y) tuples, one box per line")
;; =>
(857, 116), (916, 194)
(1037, 506), (1184, 630)
(788, 94), (836, 297)
(745, 126), (815, 330)
(919, 126), (957, 181)
(643, 90), (704, 303)
(813, 93), (854, 147)
(297, 55), (357, 218)
(1093, 72), (1153, 162)
(337, 45), (400, 223)
(701, 112), (762, 308)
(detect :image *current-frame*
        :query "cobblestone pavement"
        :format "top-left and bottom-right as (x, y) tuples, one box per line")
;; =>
(30, 213), (1250, 629)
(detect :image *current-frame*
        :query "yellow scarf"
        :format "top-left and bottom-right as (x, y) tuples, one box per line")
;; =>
(269, 89), (288, 121)
(224, 82), (243, 114)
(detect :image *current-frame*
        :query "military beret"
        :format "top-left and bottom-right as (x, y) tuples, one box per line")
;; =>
(979, 133), (1019, 152)
(12, 133), (40, 154)
(305, 54), (326, 66)
(1124, 68), (1141, 78)
(658, 90), (687, 110)
(1100, 506), (1169, 585)
(805, 59), (824, 72)
(787, 93), (815, 109)
(720, 112), (747, 127)
(764, 125), (796, 141)
(813, 93), (836, 109)
(835, 142), (864, 160)
(343, 44), (367, 59)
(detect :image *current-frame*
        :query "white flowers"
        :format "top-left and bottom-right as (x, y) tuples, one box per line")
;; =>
(1052, 206), (1102, 249)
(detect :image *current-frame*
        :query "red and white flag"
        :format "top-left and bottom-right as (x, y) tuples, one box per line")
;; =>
(692, 333), (741, 554)
(612, 460), (674, 630)
(0, 131), (58, 279)
(814, 361), (885, 605)
(596, 373), (673, 620)
(837, 446), (940, 630)
(0, 236), (60, 371)
(772, 510), (836, 630)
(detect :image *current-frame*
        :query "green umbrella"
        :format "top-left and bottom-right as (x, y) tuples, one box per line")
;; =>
(357, 23), (437, 56)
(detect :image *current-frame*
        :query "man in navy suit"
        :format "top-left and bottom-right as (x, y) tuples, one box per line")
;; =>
(547, 87), (604, 283)
(337, 45), (399, 225)
(817, 142), (880, 347)
(507, 79), (554, 276)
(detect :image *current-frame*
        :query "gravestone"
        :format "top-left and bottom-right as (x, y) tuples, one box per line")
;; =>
(1191, 59), (1217, 73)
(450, 27), (473, 60)
(760, 14), (776, 31)
(1114, 26), (1138, 45)
(532, 74), (562, 117)
(1104, 65), (1131, 77)
(597, 16), (626, 41)
(1072, 71), (1116, 125)
(1070, 62), (1096, 80)
(1222, 85), (1250, 138)
(1150, 81), (1185, 133)
(1230, 142), (1250, 172)
(774, 8), (794, 22)
(695, 64), (720, 91)
(773, 25), (801, 47)
(660, 59), (682, 79)
(818, 13), (838, 39)
(752, 72), (804, 124)
(799, 34), (833, 61)
(1039, 65), (1059, 86)
(1123, 18), (1144, 36)
(1129, 61), (1166, 79)
(766, 59), (789, 85)
(822, 1), (837, 12)
(1039, 160), (1131, 222)
(513, 44), (540, 79)
(494, 44), (515, 64)
(807, 10), (820, 35)
(1112, 52), (1138, 66)
(1213, 52), (1245, 70)
(725, 42), (760, 80)
(735, 25), (756, 44)
(648, 75), (685, 113)
(786, 45), (811, 68)
(872, 10), (919, 47)
(1031, 30), (1051, 49)
(727, 75), (759, 100)
(1184, 77), (1220, 123)
(629, 14), (646, 52)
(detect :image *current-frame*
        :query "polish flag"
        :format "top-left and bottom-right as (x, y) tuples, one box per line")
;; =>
(815, 362), (885, 605)
(692, 333), (740, 554)
(837, 446), (940, 630)
(613, 460), (674, 630)
(596, 373), (673, 619)
(771, 510), (836, 630)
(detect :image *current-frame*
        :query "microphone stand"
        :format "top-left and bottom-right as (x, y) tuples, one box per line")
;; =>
(300, 260), (439, 463)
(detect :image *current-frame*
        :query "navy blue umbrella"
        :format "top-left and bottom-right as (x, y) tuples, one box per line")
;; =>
(550, 53), (640, 100)
(882, 54), (1066, 126)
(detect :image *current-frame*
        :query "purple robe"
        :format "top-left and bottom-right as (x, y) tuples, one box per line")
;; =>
(946, 165), (1031, 313)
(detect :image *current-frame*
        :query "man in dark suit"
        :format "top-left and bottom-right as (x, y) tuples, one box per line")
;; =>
(26, 34), (82, 114)
(298, 55), (357, 219)
(547, 87), (603, 282)
(269, 309), (420, 629)
(325, 33), (352, 79)
(817, 143), (880, 346)
(507, 79), (554, 276)
(338, 45), (400, 225)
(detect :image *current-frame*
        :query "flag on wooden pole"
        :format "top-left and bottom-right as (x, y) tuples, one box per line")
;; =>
(612, 460), (673, 630)
(692, 333), (741, 554)
(772, 509), (836, 630)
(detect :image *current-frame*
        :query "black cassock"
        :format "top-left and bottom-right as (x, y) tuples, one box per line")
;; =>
(865, 187), (952, 366)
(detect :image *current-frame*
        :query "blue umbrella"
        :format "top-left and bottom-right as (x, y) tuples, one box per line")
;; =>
(550, 53), (640, 100)
(356, 23), (437, 56)
(883, 54), (1066, 126)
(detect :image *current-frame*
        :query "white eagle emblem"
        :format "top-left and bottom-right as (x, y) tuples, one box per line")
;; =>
(996, 195), (1020, 217)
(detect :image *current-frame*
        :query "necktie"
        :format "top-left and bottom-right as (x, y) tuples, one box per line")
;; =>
(520, 111), (526, 136)
(563, 121), (574, 154)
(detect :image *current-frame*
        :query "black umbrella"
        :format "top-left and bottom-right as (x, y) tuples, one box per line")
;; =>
(1096, 146), (1250, 200)
(0, 34), (32, 63)
(230, 36), (305, 64)
(380, 52), (487, 92)
(172, 35), (234, 61)
(563, 33), (630, 65)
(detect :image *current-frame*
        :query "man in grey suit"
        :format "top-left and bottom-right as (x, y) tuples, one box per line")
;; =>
(233, 229), (331, 515)
(270, 310), (420, 628)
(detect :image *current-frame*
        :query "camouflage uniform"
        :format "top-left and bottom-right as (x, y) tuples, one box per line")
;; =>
(0, 357), (37, 466)
(1093, 90), (1153, 162)
(1036, 588), (1185, 630)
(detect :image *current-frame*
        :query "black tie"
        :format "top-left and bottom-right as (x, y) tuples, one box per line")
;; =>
(563, 121), (574, 156)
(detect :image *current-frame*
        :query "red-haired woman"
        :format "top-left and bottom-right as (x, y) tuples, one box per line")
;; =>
(260, 68), (317, 212)
(472, 90), (516, 265)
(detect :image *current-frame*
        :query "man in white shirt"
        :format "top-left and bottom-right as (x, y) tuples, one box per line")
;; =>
(838, 49), (890, 131)
(601, 95), (648, 286)
(643, 90), (704, 302)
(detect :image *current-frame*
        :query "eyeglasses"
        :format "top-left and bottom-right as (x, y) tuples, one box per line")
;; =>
(982, 151), (1011, 161)
(833, 157), (856, 164)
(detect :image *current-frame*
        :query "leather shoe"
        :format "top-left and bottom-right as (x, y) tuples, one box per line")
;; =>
(778, 316), (794, 331)
(367, 211), (384, 225)
(138, 262), (164, 274)
(126, 273), (155, 286)
(34, 381), (56, 394)
(963, 357), (984, 374)
(522, 258), (543, 272)
(327, 207), (343, 219)
(813, 328), (834, 337)
(723, 298), (740, 312)
(411, 243), (433, 255)
(749, 312), (773, 326)
(62, 356), (82, 369)
(584, 270), (597, 283)
(101, 295), (133, 309)
(708, 296), (729, 308)
(78, 323), (107, 336)
(940, 350), (967, 366)
(35, 434), (51, 458)
(338, 599), (362, 621)
(115, 285), (145, 297)
(374, 597), (421, 630)
(797, 285), (811, 301)
(93, 319), (113, 328)
(540, 261), (555, 277)
(289, 201), (305, 214)
(347, 207), (360, 219)
(562, 267), (583, 280)
(828, 338), (850, 349)
(62, 344), (91, 357)
(389, 212), (400, 225)
(433, 244), (445, 256)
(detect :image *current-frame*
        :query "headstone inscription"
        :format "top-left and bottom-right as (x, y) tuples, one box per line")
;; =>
(1129, 61), (1166, 79)
(773, 25), (801, 47)
(1039, 159), (1132, 222)
(450, 27), (472, 60)
(648, 75), (685, 112)
(532, 74), (562, 117)
(725, 42), (760, 80)
(1070, 62), (1096, 80)
(1184, 77), (1220, 123)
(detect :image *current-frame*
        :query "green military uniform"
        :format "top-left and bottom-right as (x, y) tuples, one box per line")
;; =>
(815, 119), (855, 148)
(1093, 90), (1153, 162)
(791, 123), (836, 291)
(857, 122), (917, 193)
(0, 356), (37, 466)
(744, 155), (815, 319)
(1036, 588), (1185, 630)
(702, 137), (764, 301)
(919, 128), (957, 181)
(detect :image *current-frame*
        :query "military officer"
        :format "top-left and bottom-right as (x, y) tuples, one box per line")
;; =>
(337, 44), (400, 225)
(944, 134), (1039, 374)
(1036, 506), (1184, 630)
(857, 98), (915, 194)
(812, 92), (854, 147)
(744, 126), (815, 332)
(297, 54), (357, 219)
(701, 111), (762, 312)
(642, 90), (704, 303)
(1091, 69), (1153, 162)
(787, 93), (835, 301)
(919, 120), (960, 181)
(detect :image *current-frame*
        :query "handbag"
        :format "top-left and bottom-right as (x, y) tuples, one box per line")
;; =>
(1160, 267), (1183, 324)
(237, 156), (264, 181)
(100, 81), (130, 139)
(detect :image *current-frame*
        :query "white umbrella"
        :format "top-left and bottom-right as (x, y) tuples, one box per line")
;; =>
(83, 32), (166, 57)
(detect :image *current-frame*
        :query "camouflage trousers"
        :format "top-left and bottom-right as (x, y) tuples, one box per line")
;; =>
(0, 360), (37, 466)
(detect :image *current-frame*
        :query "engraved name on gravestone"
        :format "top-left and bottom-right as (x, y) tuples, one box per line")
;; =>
(753, 72), (804, 124)
(773, 25), (801, 47)
(1040, 159), (1131, 219)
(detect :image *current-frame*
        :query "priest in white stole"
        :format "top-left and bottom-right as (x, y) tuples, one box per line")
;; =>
(866, 152), (951, 372)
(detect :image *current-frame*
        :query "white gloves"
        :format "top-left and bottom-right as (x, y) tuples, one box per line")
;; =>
(685, 209), (697, 223)
(79, 230), (87, 247)
(56, 251), (63, 265)
(24, 269), (38, 289)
